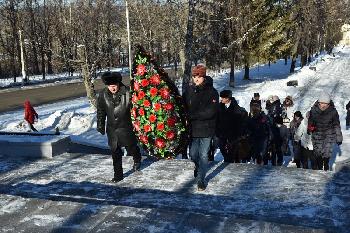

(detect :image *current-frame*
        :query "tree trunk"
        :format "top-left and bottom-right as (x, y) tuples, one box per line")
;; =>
(182, 0), (197, 95)
(290, 55), (297, 73)
(229, 50), (235, 87)
(301, 53), (307, 67)
(47, 49), (53, 74)
(243, 63), (250, 80)
(41, 51), (46, 80)
(78, 45), (97, 108)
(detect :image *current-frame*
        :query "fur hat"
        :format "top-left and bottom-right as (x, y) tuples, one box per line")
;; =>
(192, 65), (206, 77)
(294, 111), (303, 118)
(254, 93), (260, 98)
(285, 95), (293, 101)
(101, 71), (122, 85)
(318, 92), (331, 104)
(220, 90), (232, 98)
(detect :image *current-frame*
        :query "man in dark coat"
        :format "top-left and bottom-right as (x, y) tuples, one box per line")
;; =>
(346, 101), (350, 130)
(308, 93), (342, 171)
(216, 90), (248, 163)
(97, 71), (141, 182)
(183, 64), (219, 191)
(247, 103), (270, 165)
(250, 93), (262, 112)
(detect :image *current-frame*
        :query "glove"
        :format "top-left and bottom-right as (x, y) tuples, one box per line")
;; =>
(337, 141), (342, 146)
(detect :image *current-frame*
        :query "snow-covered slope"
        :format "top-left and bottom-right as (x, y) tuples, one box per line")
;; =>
(0, 46), (349, 166)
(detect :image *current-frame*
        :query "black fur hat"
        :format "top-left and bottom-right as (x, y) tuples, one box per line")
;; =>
(220, 90), (232, 98)
(101, 71), (122, 85)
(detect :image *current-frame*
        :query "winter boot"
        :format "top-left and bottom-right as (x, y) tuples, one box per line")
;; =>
(197, 181), (206, 191)
(133, 162), (141, 172)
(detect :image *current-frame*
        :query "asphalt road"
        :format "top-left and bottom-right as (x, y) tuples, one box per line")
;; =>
(0, 69), (180, 113)
(0, 79), (107, 113)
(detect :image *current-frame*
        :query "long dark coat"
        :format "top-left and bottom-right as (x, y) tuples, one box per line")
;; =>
(309, 101), (342, 158)
(97, 85), (137, 152)
(183, 77), (219, 138)
(216, 98), (248, 140)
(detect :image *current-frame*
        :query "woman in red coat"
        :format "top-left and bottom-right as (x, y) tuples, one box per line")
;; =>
(24, 100), (38, 132)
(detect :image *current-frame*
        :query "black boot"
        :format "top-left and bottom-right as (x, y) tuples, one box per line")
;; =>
(133, 162), (141, 171)
(111, 173), (123, 183)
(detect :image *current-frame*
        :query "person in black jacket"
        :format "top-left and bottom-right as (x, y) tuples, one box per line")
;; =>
(248, 103), (270, 165)
(217, 90), (249, 163)
(250, 93), (262, 113)
(97, 72), (141, 182)
(308, 93), (342, 171)
(183, 65), (219, 191)
(346, 101), (350, 130)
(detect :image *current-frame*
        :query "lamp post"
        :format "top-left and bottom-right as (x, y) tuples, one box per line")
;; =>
(125, 0), (132, 80)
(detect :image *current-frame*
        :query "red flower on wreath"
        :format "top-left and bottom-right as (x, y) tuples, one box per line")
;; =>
(139, 108), (145, 116)
(150, 74), (161, 86)
(144, 124), (152, 132)
(149, 114), (157, 123)
(140, 135), (148, 144)
(164, 103), (174, 111)
(131, 107), (137, 118)
(157, 122), (165, 131)
(150, 87), (158, 97)
(167, 117), (176, 127)
(136, 64), (147, 76)
(138, 91), (145, 99)
(132, 94), (138, 103)
(160, 88), (170, 99)
(166, 131), (176, 140)
(134, 82), (140, 91)
(133, 121), (140, 131)
(141, 79), (149, 87)
(154, 103), (162, 111)
(155, 138), (166, 148)
(143, 100), (151, 108)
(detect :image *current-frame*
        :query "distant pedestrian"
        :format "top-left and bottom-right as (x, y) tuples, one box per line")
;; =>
(282, 96), (294, 128)
(290, 111), (304, 168)
(308, 93), (342, 171)
(247, 103), (270, 165)
(295, 111), (313, 169)
(346, 101), (350, 130)
(97, 71), (142, 182)
(24, 100), (38, 132)
(250, 93), (262, 114)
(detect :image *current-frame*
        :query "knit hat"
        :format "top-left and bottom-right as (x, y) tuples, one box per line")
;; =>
(192, 65), (206, 77)
(101, 71), (122, 85)
(318, 92), (330, 104)
(220, 90), (232, 98)
(254, 93), (260, 98)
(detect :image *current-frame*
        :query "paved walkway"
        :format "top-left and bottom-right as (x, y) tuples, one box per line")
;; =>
(0, 152), (349, 232)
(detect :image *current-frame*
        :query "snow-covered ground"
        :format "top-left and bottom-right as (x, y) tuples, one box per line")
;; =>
(1, 46), (350, 167)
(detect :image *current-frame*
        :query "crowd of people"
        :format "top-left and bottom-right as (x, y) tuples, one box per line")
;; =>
(183, 64), (345, 190)
(93, 65), (347, 191)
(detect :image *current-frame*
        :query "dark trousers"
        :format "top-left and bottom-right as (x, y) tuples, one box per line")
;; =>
(27, 122), (38, 132)
(111, 144), (141, 179)
(300, 147), (312, 169)
(312, 155), (330, 171)
(346, 111), (350, 126)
